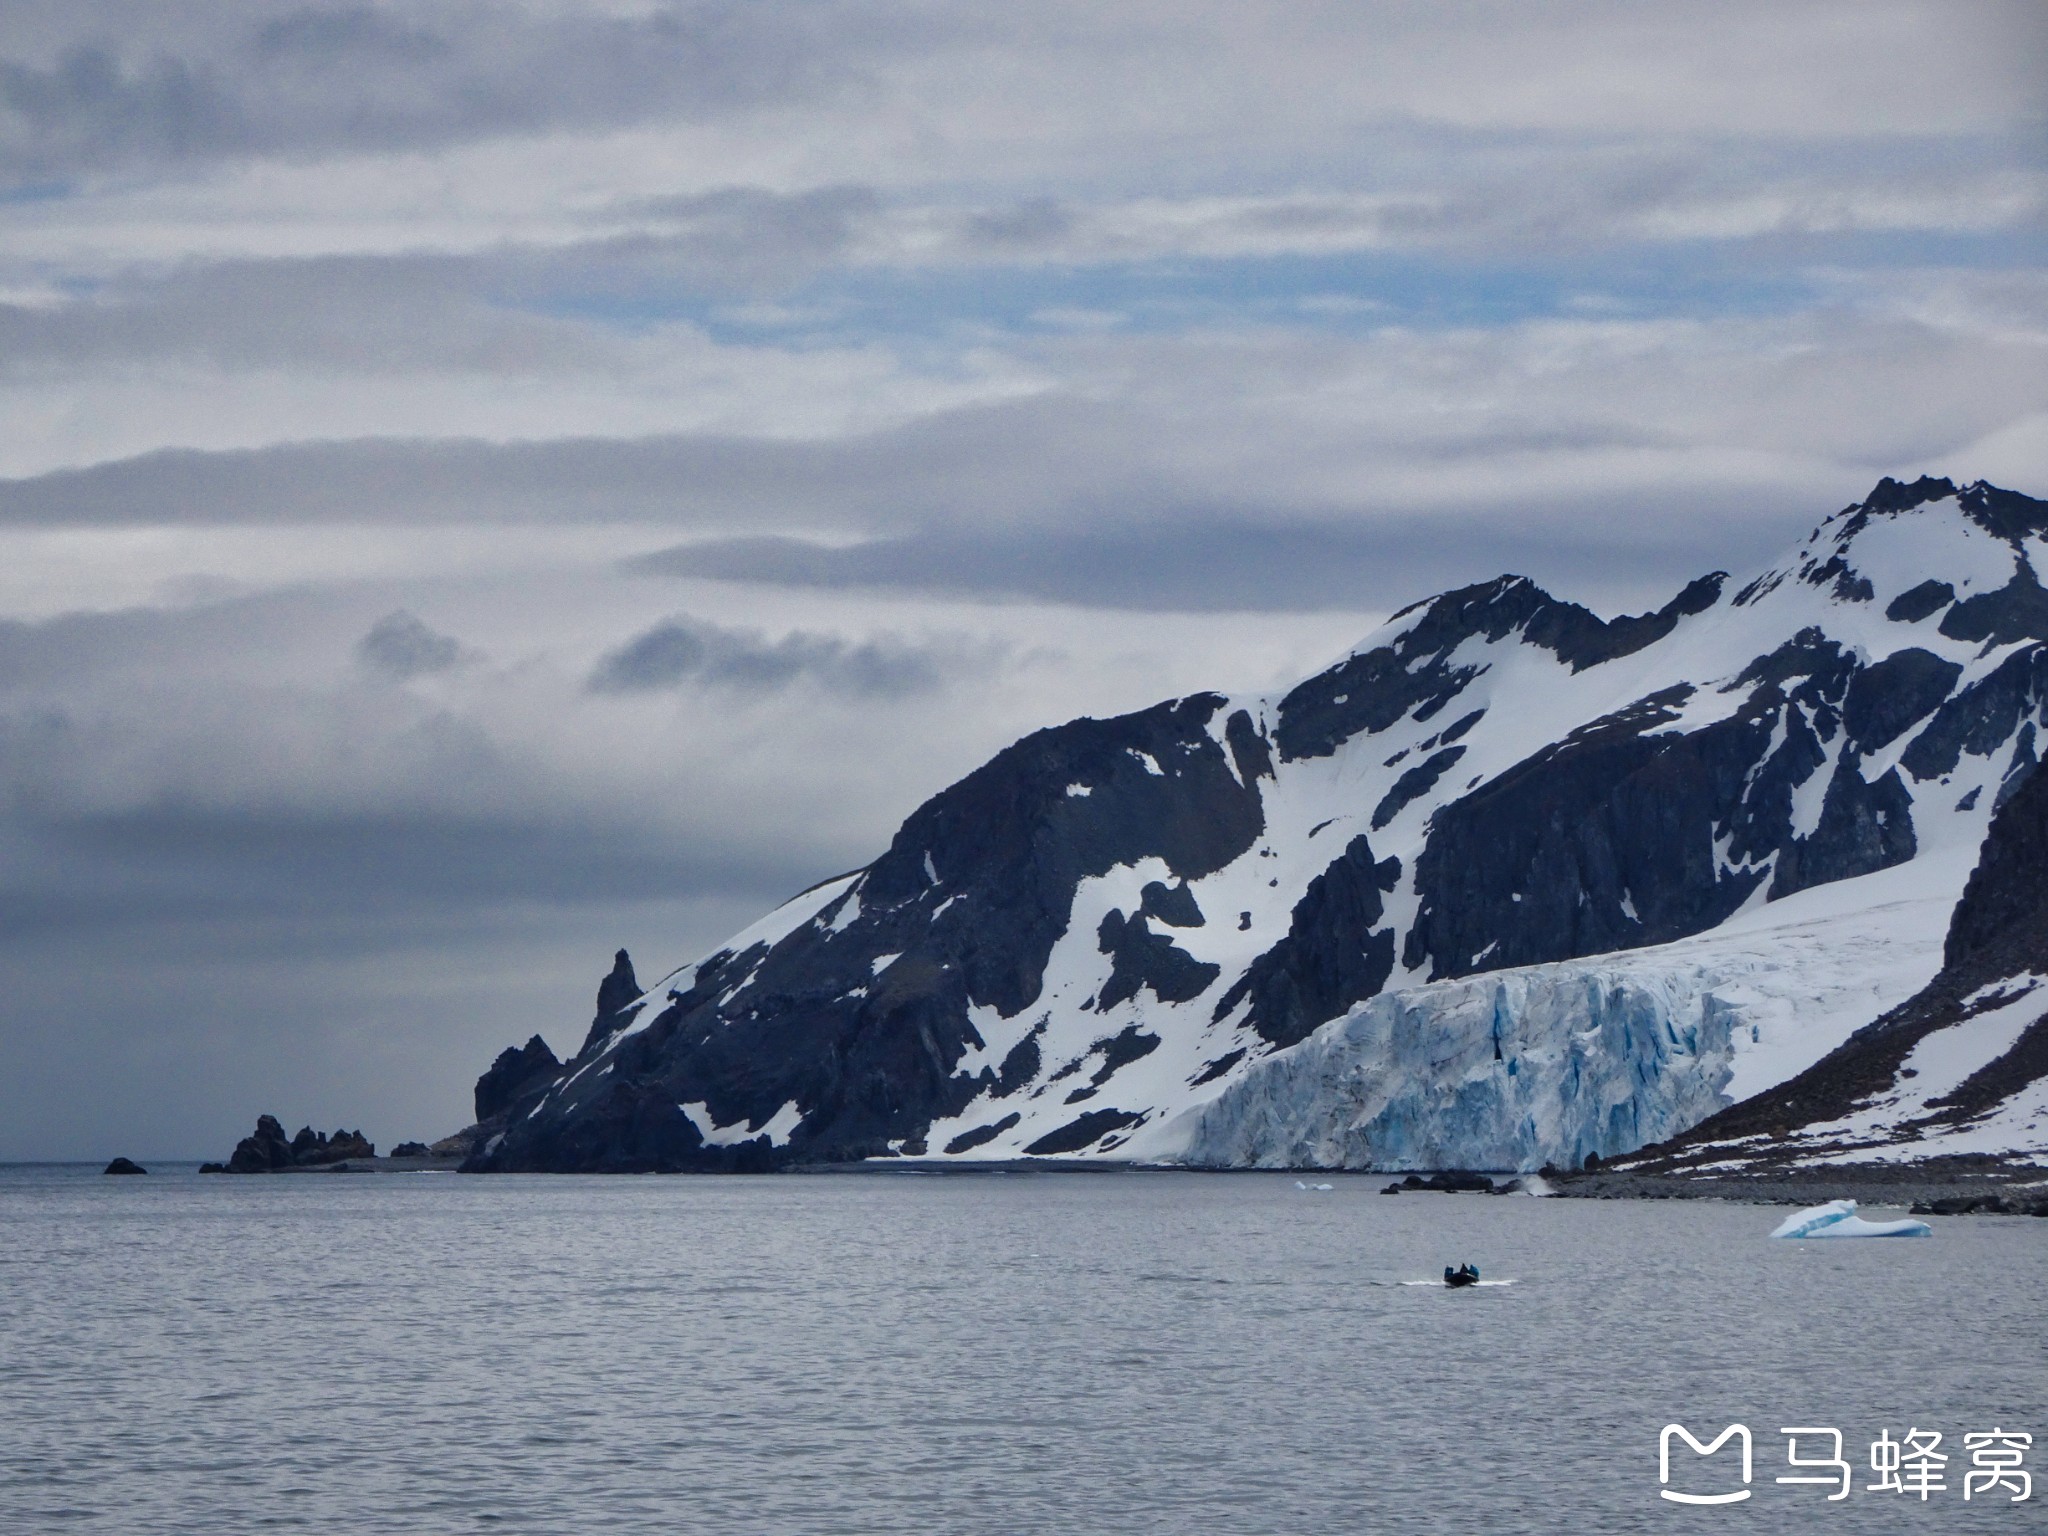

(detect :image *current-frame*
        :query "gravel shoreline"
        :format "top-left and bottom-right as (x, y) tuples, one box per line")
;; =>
(1551, 1158), (2048, 1213)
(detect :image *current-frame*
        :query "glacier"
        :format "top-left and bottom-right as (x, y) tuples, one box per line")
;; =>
(1171, 857), (1955, 1171)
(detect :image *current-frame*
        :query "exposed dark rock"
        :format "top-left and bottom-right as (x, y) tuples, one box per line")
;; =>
(1379, 1171), (1497, 1193)
(577, 949), (645, 1059)
(279, 1126), (376, 1165)
(1137, 879), (1205, 928)
(1768, 756), (1917, 900)
(1899, 645), (2048, 781)
(1434, 708), (1487, 745)
(471, 690), (1268, 1172)
(1371, 745), (1465, 830)
(226, 1114), (294, 1173)
(1945, 750), (2048, 967)
(943, 1114), (1020, 1155)
(1224, 708), (1274, 783)
(1275, 576), (1536, 761)
(1886, 579), (1955, 624)
(1273, 570), (1696, 767)
(1403, 685), (1765, 980)
(1189, 1047), (1246, 1086)
(1094, 909), (1220, 1011)
(1862, 474), (1957, 516)
(1088, 1024), (1162, 1084)
(991, 1023), (1045, 1098)
(1843, 648), (1962, 751)
(1996, 723), (2038, 809)
(1526, 571), (1727, 671)
(389, 1141), (432, 1158)
(1910, 1194), (2048, 1217)
(211, 1115), (374, 1173)
(102, 1157), (146, 1175)
(1023, 1108), (1143, 1155)
(197, 1162), (226, 1174)
(1212, 834), (1400, 1047)
(474, 1035), (563, 1122)
(1955, 478), (2048, 542)
(1938, 563), (2048, 648)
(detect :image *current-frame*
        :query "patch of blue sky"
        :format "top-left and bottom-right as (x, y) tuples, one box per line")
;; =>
(0, 179), (74, 205)
(516, 240), (1977, 347)
(525, 252), (1770, 338)
(797, 251), (1828, 338)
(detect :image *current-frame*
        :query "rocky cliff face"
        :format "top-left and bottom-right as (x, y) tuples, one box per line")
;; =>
(464, 476), (2048, 1172)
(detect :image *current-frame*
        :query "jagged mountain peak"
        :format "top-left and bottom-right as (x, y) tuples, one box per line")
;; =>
(464, 476), (2048, 1174)
(1763, 475), (2048, 642)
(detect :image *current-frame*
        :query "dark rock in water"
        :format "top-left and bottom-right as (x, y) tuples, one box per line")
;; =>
(1380, 1170), (1498, 1194)
(102, 1157), (146, 1175)
(218, 1115), (374, 1171)
(226, 1114), (294, 1173)
(286, 1126), (376, 1165)
(578, 949), (645, 1060)
(324, 1129), (375, 1161)
(475, 1035), (563, 1122)
(389, 1141), (431, 1158)
(198, 1162), (227, 1174)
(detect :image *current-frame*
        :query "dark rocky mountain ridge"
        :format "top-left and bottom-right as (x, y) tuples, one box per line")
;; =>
(457, 476), (2048, 1173)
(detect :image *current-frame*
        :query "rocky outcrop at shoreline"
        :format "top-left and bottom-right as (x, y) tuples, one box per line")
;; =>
(203, 1114), (382, 1172)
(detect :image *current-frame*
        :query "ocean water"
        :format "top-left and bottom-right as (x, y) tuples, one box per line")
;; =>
(2, 1165), (2043, 1534)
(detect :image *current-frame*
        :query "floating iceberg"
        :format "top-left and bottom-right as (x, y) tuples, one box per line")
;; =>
(1768, 1199), (1932, 1239)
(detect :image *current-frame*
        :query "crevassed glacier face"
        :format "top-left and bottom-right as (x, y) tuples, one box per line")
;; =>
(1174, 857), (1956, 1171)
(1180, 966), (1739, 1171)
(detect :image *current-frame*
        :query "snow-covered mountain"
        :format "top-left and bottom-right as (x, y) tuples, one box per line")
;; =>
(1606, 750), (2048, 1178)
(464, 475), (2048, 1173)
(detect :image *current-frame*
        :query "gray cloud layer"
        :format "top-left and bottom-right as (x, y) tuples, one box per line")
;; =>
(0, 2), (863, 180)
(1, 1), (2042, 1160)
(356, 609), (465, 679)
(588, 614), (978, 698)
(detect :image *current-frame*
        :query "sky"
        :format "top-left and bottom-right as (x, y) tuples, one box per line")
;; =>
(1, 1), (2043, 1159)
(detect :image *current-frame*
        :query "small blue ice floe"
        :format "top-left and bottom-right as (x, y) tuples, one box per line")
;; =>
(1769, 1199), (1931, 1239)
(1295, 1180), (1333, 1191)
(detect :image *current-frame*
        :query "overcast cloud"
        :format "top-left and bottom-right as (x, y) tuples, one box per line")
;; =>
(0, 1), (2042, 1159)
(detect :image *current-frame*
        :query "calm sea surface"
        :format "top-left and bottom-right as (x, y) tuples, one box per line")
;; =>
(1, 1164), (2043, 1533)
